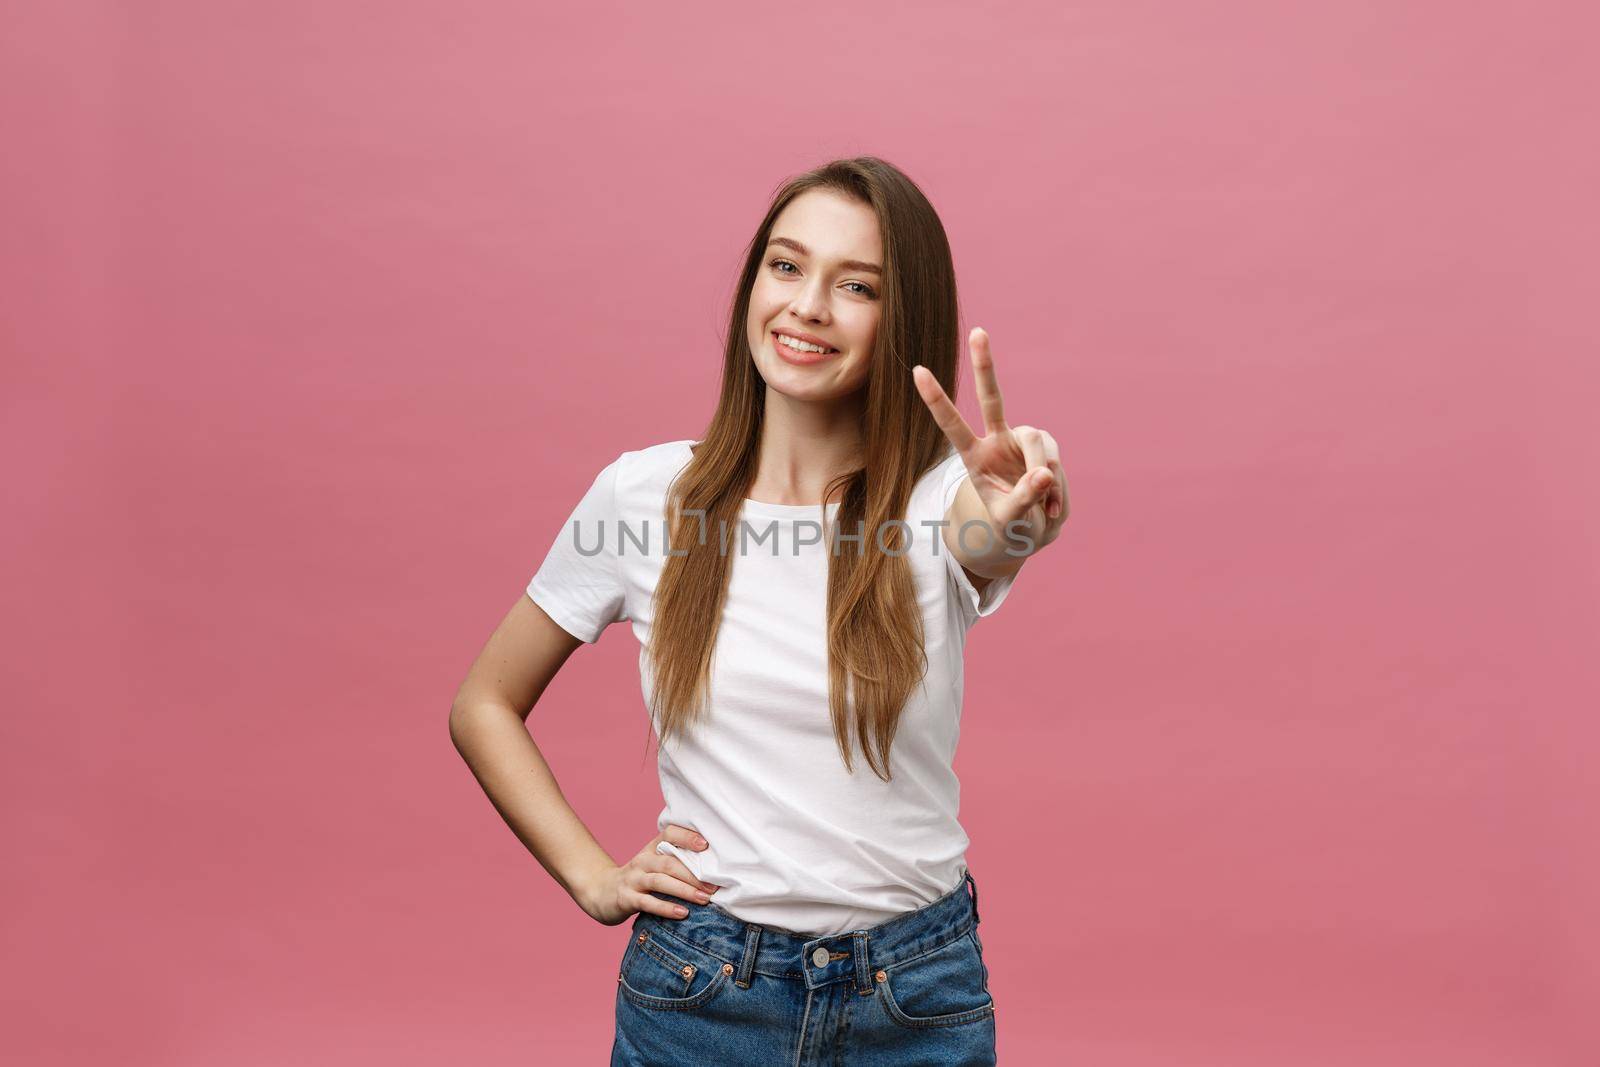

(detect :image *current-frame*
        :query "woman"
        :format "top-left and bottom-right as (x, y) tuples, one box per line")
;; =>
(449, 156), (1067, 1065)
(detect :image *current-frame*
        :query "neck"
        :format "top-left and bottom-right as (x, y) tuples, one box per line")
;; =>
(748, 386), (865, 505)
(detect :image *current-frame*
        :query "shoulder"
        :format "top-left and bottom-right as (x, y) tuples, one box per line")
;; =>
(611, 438), (695, 480)
(606, 438), (697, 505)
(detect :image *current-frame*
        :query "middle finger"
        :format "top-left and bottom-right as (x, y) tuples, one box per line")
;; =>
(644, 862), (716, 907)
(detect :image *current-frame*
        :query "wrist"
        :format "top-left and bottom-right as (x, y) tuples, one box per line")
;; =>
(943, 512), (1035, 579)
(567, 853), (618, 913)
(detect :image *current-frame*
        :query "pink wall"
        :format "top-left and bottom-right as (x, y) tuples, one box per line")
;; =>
(3, 2), (1595, 1064)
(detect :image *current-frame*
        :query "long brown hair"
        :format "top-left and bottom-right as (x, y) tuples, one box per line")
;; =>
(647, 157), (963, 781)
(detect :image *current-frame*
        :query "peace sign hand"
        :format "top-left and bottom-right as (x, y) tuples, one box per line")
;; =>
(912, 327), (1068, 564)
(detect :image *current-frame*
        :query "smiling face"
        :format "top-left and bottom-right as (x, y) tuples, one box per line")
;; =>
(745, 188), (883, 403)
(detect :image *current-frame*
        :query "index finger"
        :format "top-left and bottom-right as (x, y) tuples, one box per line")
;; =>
(912, 365), (979, 454)
(657, 825), (720, 889)
(969, 327), (1010, 435)
(660, 823), (708, 850)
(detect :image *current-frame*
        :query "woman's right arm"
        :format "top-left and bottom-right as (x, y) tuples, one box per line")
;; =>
(447, 594), (718, 925)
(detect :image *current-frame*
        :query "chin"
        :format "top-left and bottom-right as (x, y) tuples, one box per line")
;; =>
(761, 370), (866, 405)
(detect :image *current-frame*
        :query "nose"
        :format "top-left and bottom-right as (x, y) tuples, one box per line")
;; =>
(788, 277), (831, 324)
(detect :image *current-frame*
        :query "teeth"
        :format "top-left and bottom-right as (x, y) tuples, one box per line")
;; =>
(776, 334), (833, 354)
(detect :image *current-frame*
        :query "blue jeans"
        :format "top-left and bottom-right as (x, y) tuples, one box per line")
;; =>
(611, 868), (996, 1066)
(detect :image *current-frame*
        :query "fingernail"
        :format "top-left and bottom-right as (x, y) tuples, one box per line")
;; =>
(695, 837), (708, 848)
(675, 906), (687, 916)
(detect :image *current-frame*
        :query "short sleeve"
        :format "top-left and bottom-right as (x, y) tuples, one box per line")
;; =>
(526, 456), (629, 644)
(937, 449), (1021, 623)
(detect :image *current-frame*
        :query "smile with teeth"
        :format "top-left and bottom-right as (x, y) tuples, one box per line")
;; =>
(774, 333), (837, 354)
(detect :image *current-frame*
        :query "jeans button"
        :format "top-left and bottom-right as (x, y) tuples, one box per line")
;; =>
(811, 947), (829, 968)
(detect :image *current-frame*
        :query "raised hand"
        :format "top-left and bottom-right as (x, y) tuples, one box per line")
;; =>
(912, 327), (1068, 560)
(578, 824), (722, 926)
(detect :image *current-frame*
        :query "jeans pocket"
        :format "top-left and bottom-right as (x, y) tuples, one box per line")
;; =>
(617, 920), (734, 1012)
(875, 928), (996, 1029)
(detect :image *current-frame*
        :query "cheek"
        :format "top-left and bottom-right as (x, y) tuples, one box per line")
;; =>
(746, 284), (781, 338)
(846, 317), (878, 384)
(842, 339), (874, 385)
(749, 274), (786, 314)
(745, 308), (771, 350)
(847, 313), (878, 358)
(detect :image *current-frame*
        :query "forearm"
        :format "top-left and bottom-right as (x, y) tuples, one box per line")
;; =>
(448, 700), (615, 909)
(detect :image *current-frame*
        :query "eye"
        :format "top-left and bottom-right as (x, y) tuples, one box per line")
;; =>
(768, 258), (877, 299)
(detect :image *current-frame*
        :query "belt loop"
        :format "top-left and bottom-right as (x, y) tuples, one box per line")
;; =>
(735, 923), (762, 988)
(965, 868), (980, 926)
(853, 931), (874, 995)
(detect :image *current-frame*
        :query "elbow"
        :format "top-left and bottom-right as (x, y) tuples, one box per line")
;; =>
(448, 701), (482, 752)
(448, 699), (523, 751)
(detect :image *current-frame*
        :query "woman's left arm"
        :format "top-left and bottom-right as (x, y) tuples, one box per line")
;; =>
(913, 327), (1069, 589)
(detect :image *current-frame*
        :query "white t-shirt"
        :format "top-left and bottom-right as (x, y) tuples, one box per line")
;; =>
(526, 439), (1020, 935)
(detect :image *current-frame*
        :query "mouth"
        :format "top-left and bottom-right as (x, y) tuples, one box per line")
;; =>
(771, 330), (840, 365)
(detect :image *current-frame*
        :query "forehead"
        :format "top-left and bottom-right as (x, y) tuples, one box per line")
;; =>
(769, 189), (882, 261)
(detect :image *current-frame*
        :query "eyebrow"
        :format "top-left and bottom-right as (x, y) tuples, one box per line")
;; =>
(767, 236), (881, 275)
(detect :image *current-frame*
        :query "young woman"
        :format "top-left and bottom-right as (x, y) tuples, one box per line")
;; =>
(450, 157), (1067, 1066)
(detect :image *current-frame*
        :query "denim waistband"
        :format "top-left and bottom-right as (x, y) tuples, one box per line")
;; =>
(637, 868), (981, 995)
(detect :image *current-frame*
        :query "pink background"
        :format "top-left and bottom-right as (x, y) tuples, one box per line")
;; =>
(3, 2), (1596, 1064)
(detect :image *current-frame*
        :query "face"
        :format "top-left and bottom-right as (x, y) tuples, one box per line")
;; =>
(745, 188), (883, 403)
